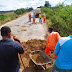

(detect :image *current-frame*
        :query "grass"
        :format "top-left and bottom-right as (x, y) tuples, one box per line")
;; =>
(0, 11), (27, 26)
(46, 19), (52, 27)
(0, 12), (18, 26)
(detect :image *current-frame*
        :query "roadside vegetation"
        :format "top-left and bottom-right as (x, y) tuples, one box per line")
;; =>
(41, 1), (72, 36)
(0, 8), (33, 26)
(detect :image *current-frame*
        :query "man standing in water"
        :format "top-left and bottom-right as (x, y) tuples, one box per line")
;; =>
(0, 26), (24, 72)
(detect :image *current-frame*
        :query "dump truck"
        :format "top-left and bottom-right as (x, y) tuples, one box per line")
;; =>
(33, 8), (41, 18)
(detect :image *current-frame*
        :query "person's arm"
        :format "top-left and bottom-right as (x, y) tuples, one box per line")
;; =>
(13, 36), (24, 54)
(13, 36), (22, 45)
(54, 41), (61, 56)
(45, 35), (49, 54)
(47, 35), (49, 45)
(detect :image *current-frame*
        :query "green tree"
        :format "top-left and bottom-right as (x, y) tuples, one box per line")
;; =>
(44, 1), (51, 7)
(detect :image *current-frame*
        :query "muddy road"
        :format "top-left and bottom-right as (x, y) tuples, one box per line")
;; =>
(0, 12), (47, 41)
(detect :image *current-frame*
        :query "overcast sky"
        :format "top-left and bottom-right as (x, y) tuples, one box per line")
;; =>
(0, 0), (72, 11)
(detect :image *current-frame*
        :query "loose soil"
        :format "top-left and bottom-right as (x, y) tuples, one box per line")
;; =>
(19, 39), (55, 72)
(22, 26), (26, 27)
(32, 54), (47, 65)
(14, 25), (19, 26)
(31, 54), (48, 65)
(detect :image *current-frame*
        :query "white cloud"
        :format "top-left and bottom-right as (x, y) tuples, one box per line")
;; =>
(0, 0), (45, 11)
(0, 0), (72, 11)
(64, 0), (72, 5)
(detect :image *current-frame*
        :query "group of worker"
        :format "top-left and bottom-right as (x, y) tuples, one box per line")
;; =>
(0, 25), (72, 72)
(45, 27), (72, 72)
(28, 13), (46, 23)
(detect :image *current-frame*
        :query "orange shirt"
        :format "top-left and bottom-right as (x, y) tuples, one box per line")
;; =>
(28, 14), (31, 18)
(47, 32), (60, 50)
(42, 14), (45, 18)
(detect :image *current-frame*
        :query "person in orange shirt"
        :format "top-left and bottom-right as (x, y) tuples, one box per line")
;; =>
(45, 27), (61, 58)
(28, 13), (31, 22)
(42, 14), (46, 23)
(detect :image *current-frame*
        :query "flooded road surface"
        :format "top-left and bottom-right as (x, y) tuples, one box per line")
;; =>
(0, 12), (47, 42)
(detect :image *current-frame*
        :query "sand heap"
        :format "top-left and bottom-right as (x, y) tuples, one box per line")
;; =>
(19, 39), (55, 72)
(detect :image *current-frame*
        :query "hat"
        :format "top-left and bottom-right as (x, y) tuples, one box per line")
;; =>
(48, 27), (53, 31)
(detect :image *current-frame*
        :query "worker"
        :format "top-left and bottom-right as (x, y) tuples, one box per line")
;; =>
(45, 27), (61, 58)
(39, 13), (42, 23)
(52, 35), (72, 72)
(0, 26), (24, 72)
(28, 13), (31, 22)
(42, 14), (46, 23)
(33, 13), (36, 23)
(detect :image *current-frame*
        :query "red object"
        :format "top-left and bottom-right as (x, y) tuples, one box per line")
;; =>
(45, 32), (60, 58)
(28, 14), (31, 18)
(45, 45), (57, 58)
(44, 18), (46, 23)
(33, 18), (35, 23)
(42, 14), (46, 23)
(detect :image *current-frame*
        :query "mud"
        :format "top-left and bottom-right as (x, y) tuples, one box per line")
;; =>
(22, 26), (26, 27)
(10, 25), (19, 27)
(19, 39), (55, 72)
(14, 25), (19, 26)
(21, 29), (27, 31)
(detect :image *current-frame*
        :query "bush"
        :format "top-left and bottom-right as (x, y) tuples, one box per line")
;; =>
(41, 5), (72, 36)
(14, 8), (27, 15)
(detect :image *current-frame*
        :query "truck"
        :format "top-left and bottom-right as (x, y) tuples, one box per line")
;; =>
(33, 8), (41, 18)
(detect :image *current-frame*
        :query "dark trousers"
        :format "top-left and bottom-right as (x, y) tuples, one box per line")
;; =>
(52, 64), (72, 72)
(39, 18), (42, 22)
(29, 18), (31, 22)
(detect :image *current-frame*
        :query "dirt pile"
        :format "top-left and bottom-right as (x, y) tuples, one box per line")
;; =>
(22, 39), (47, 58)
(19, 39), (55, 72)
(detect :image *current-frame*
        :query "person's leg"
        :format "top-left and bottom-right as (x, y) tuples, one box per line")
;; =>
(52, 64), (72, 72)
(33, 18), (35, 23)
(30, 18), (31, 22)
(44, 18), (46, 23)
(41, 18), (42, 22)
(52, 64), (62, 72)
(29, 18), (30, 22)
(34, 18), (35, 23)
(39, 18), (40, 22)
(39, 18), (41, 22)
(65, 69), (72, 72)
(40, 18), (42, 22)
